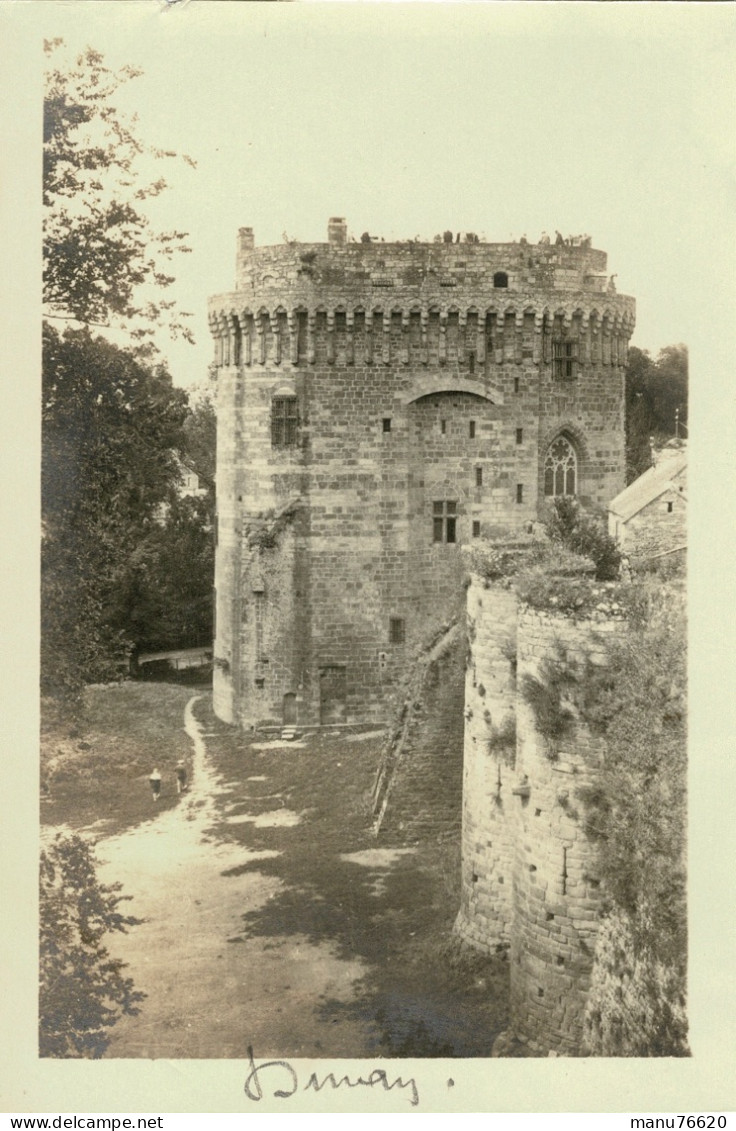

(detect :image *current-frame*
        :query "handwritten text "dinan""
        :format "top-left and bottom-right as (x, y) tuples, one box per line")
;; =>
(243, 1046), (420, 1107)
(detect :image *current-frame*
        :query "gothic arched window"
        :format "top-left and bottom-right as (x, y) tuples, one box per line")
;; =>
(544, 435), (577, 497)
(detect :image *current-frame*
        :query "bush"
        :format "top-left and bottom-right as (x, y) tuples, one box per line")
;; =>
(40, 834), (145, 1057)
(545, 497), (621, 580)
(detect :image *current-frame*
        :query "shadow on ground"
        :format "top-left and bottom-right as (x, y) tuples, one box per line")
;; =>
(197, 700), (509, 1058)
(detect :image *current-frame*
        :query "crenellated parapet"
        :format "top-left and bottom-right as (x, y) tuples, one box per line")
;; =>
(209, 220), (634, 374)
(208, 296), (635, 372)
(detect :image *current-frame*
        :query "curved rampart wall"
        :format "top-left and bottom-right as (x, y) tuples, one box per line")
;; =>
(454, 578), (518, 951)
(457, 571), (627, 1055)
(509, 604), (623, 1054)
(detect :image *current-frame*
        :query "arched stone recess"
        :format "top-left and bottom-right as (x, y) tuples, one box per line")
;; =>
(538, 423), (590, 507)
(401, 379), (504, 406)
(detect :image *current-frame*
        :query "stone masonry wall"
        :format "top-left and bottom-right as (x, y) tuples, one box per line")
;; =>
(509, 605), (624, 1055)
(623, 463), (687, 562)
(456, 571), (628, 1055)
(372, 619), (466, 842)
(210, 221), (634, 728)
(454, 578), (518, 952)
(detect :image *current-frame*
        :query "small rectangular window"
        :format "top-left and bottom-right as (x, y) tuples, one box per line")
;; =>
(469, 420), (476, 439)
(516, 428), (523, 445)
(472, 520), (481, 538)
(552, 338), (578, 379)
(433, 500), (458, 544)
(271, 396), (298, 446)
(475, 466), (483, 487)
(255, 677), (265, 689)
(382, 417), (392, 433)
(468, 352), (475, 374)
(516, 484), (524, 504)
(666, 501), (674, 513)
(389, 617), (405, 644)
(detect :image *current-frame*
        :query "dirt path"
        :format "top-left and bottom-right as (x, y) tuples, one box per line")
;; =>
(99, 697), (376, 1059)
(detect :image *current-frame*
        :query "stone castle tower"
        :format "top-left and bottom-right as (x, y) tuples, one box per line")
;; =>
(207, 220), (635, 729)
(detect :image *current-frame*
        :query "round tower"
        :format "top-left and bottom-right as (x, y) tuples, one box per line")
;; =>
(208, 221), (635, 729)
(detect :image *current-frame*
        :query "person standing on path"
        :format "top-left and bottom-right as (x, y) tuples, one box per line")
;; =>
(149, 767), (162, 801)
(175, 760), (188, 794)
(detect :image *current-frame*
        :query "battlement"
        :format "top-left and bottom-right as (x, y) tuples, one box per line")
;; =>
(232, 219), (615, 297)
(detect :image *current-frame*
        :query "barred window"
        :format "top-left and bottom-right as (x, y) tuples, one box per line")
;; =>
(552, 338), (578, 379)
(544, 435), (577, 497)
(271, 396), (298, 447)
(433, 500), (457, 544)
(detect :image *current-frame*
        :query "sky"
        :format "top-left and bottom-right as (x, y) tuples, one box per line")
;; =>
(13, 0), (735, 389)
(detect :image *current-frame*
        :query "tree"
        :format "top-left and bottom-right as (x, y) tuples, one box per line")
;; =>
(41, 42), (207, 705)
(41, 324), (189, 701)
(118, 494), (214, 656)
(43, 39), (194, 343)
(181, 386), (217, 496)
(625, 344), (688, 482)
(40, 833), (145, 1057)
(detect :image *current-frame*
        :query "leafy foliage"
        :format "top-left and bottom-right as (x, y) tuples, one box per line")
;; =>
(43, 39), (194, 341)
(625, 344), (688, 483)
(181, 387), (217, 493)
(576, 591), (687, 946)
(578, 587), (688, 1053)
(521, 656), (577, 749)
(39, 834), (145, 1057)
(41, 324), (189, 701)
(121, 494), (214, 655)
(487, 714), (517, 766)
(544, 496), (621, 580)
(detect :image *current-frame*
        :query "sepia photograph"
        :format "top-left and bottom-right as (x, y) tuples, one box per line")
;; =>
(3, 0), (736, 1117)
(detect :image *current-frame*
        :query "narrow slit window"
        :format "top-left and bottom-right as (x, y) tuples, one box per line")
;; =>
(472, 520), (481, 538)
(475, 466), (483, 487)
(441, 419), (447, 434)
(516, 484), (524, 504)
(516, 427), (523, 445)
(469, 420), (476, 439)
(514, 376), (520, 393)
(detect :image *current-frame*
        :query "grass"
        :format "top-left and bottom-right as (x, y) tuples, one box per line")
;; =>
(41, 680), (198, 836)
